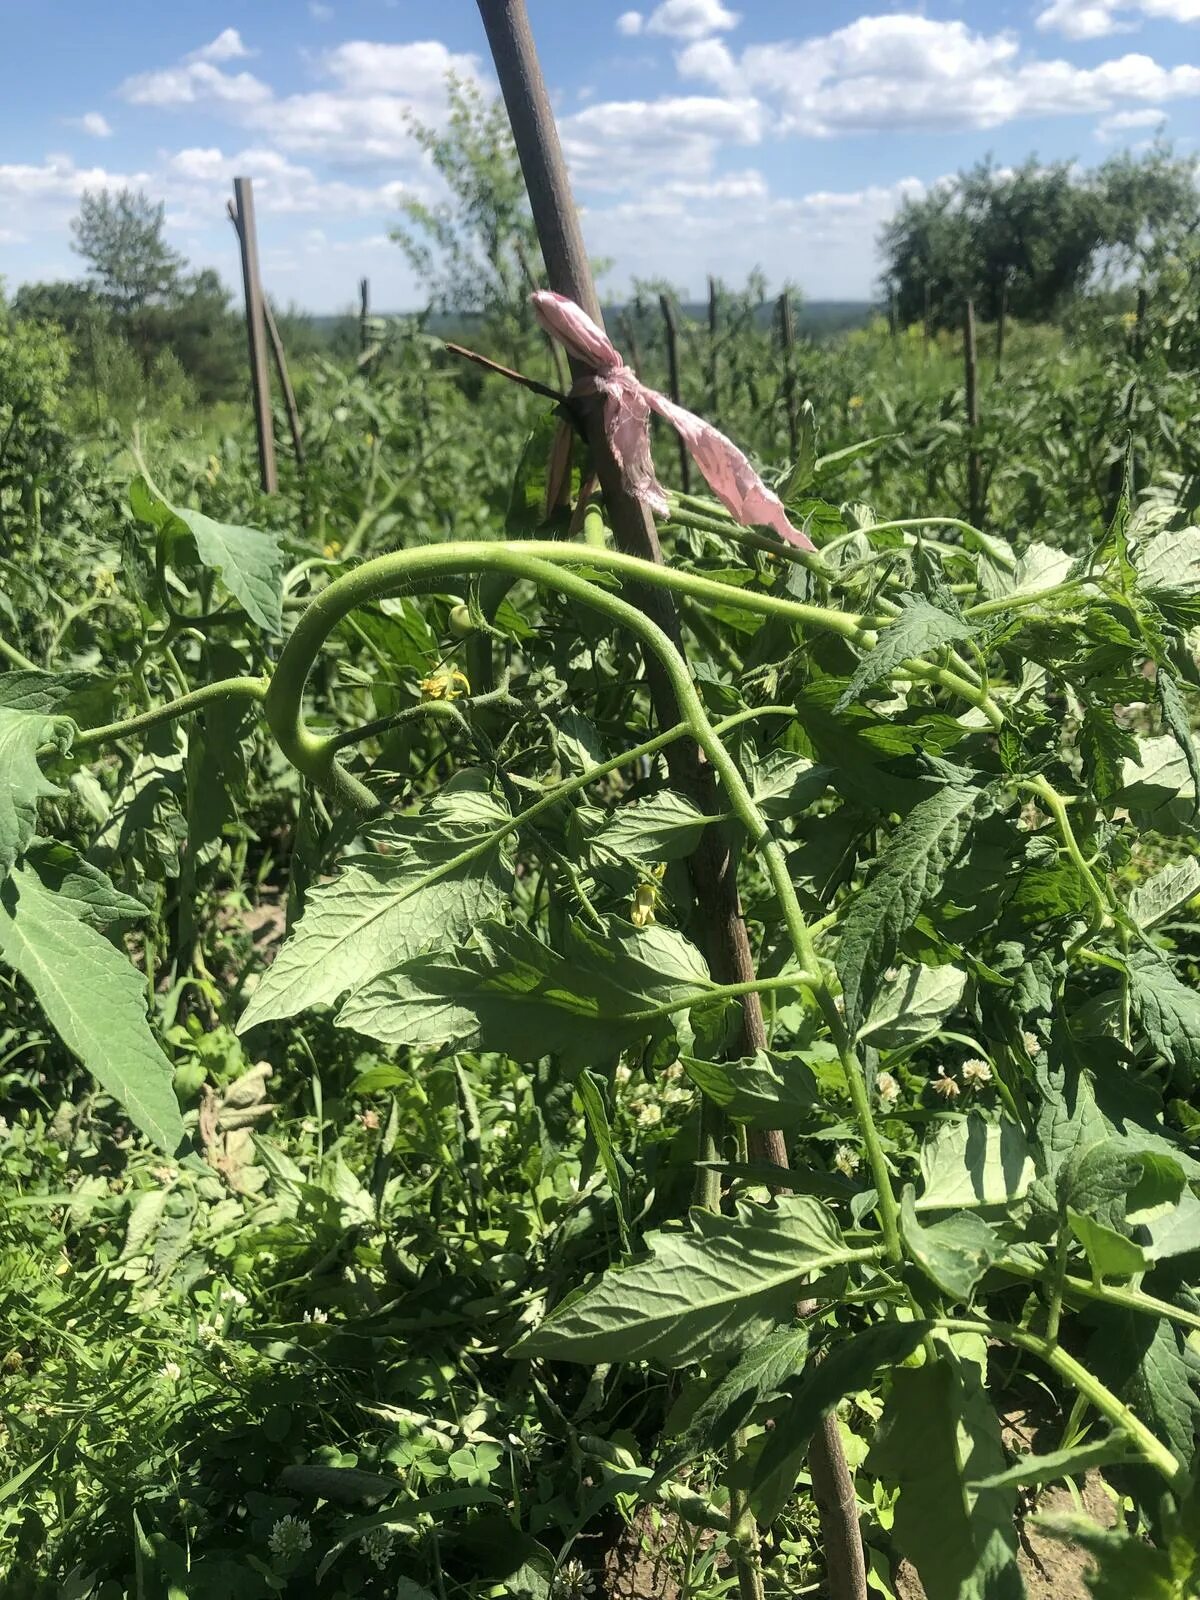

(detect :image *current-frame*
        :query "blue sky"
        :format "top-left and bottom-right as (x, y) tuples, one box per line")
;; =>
(1, 0), (1196, 310)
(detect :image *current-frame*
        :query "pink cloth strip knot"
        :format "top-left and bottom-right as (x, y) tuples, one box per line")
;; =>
(531, 290), (815, 552)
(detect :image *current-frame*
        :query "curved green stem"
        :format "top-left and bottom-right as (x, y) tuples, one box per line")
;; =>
(1020, 774), (1112, 939)
(937, 1317), (1185, 1487)
(996, 1253), (1200, 1335)
(266, 541), (904, 1259)
(72, 677), (268, 751)
(0, 634), (38, 672)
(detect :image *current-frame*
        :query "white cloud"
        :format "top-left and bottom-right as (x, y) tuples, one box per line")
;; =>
(1095, 105), (1169, 135)
(1037, 0), (1200, 37)
(121, 59), (272, 109)
(189, 28), (253, 63)
(679, 14), (1200, 135)
(309, 2), (334, 17)
(644, 0), (740, 39)
(616, 11), (644, 36)
(320, 39), (480, 96)
(561, 95), (762, 189)
(68, 112), (113, 138)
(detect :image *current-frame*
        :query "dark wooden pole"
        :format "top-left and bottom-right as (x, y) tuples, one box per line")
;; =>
(474, 5), (865, 1598)
(658, 292), (691, 492)
(618, 311), (643, 378)
(226, 201), (303, 473)
(707, 274), (719, 415)
(359, 276), (370, 356)
(778, 291), (799, 459)
(231, 178), (277, 495)
(964, 298), (983, 527)
(1134, 284), (1148, 362)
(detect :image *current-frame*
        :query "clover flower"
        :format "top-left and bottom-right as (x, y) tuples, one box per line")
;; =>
(961, 1057), (993, 1088)
(361, 1525), (394, 1569)
(833, 1144), (861, 1177)
(931, 1069), (960, 1100)
(876, 1071), (900, 1108)
(159, 1360), (182, 1382)
(554, 1557), (596, 1599)
(268, 1516), (311, 1561)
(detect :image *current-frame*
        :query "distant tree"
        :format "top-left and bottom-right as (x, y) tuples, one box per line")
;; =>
(393, 74), (545, 353)
(143, 269), (243, 403)
(879, 148), (1199, 328)
(71, 189), (183, 320)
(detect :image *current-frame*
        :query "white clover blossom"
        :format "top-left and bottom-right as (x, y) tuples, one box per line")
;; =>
(361, 1525), (394, 1569)
(636, 1102), (663, 1128)
(159, 1360), (182, 1382)
(931, 1069), (960, 1100)
(833, 1144), (861, 1177)
(219, 1285), (248, 1308)
(268, 1515), (311, 1561)
(303, 1307), (329, 1324)
(875, 1071), (900, 1107)
(614, 1064), (632, 1085)
(554, 1557), (596, 1599)
(1022, 1030), (1042, 1057)
(961, 1057), (993, 1087)
(197, 1321), (221, 1346)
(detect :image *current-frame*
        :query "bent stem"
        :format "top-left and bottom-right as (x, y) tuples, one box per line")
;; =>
(265, 540), (904, 1262)
(937, 1317), (1186, 1489)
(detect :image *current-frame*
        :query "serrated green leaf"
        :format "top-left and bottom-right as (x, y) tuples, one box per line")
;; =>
(576, 1070), (631, 1254)
(591, 791), (717, 863)
(837, 784), (983, 1036)
(835, 597), (973, 712)
(338, 917), (711, 1067)
(747, 747), (831, 820)
(750, 1321), (930, 1526)
(0, 705), (69, 883)
(901, 1185), (1002, 1301)
(1085, 1314), (1198, 1480)
(970, 1435), (1138, 1491)
(510, 1195), (860, 1367)
(1157, 673), (1200, 822)
(1067, 1208), (1148, 1277)
(239, 786), (514, 1031)
(131, 474), (285, 634)
(859, 962), (966, 1048)
(1128, 859), (1200, 929)
(1128, 949), (1200, 1081)
(1136, 525), (1200, 601)
(867, 1356), (1023, 1600)
(0, 860), (184, 1154)
(918, 1115), (1036, 1211)
(19, 839), (147, 929)
(681, 1049), (818, 1128)
(0, 669), (98, 715)
(662, 1325), (810, 1475)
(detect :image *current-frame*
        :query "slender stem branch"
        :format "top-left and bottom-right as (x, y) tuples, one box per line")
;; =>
(1020, 775), (1112, 935)
(966, 579), (1090, 620)
(0, 634), (38, 672)
(71, 677), (269, 751)
(996, 1254), (1200, 1335)
(936, 1317), (1185, 1487)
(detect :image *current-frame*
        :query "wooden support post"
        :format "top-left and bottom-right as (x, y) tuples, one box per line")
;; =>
(1134, 285), (1148, 362)
(359, 277), (371, 356)
(707, 274), (719, 415)
(226, 200), (304, 473)
(964, 298), (983, 528)
(618, 312), (643, 378)
(475, 5), (865, 1599)
(658, 292), (690, 492)
(231, 178), (277, 495)
(778, 290), (799, 459)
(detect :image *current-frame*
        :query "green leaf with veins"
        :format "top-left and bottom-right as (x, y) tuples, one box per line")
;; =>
(1127, 949), (1200, 1081)
(918, 1115), (1036, 1211)
(131, 474), (285, 634)
(867, 1355), (1023, 1600)
(837, 783), (984, 1037)
(238, 785), (514, 1032)
(900, 1185), (1003, 1301)
(0, 857), (183, 1154)
(858, 962), (966, 1048)
(681, 1049), (818, 1128)
(337, 917), (711, 1067)
(661, 1325), (811, 1475)
(0, 705), (70, 884)
(510, 1195), (860, 1367)
(588, 790), (718, 863)
(1128, 858), (1200, 929)
(835, 596), (974, 712)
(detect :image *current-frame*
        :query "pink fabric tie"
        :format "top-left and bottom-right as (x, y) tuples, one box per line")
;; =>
(531, 290), (815, 552)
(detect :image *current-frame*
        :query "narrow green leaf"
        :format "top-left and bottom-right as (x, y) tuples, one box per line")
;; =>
(750, 1321), (929, 1526)
(1157, 672), (1200, 822)
(835, 597), (973, 712)
(0, 861), (184, 1154)
(510, 1195), (861, 1368)
(1067, 1209), (1148, 1278)
(900, 1185), (1002, 1301)
(131, 474), (285, 634)
(970, 1434), (1138, 1491)
(837, 784), (983, 1036)
(576, 1070), (631, 1254)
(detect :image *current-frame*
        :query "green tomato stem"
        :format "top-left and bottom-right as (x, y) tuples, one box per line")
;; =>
(72, 676), (269, 751)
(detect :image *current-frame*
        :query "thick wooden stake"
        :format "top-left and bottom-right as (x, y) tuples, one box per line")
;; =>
(964, 298), (983, 528)
(231, 178), (277, 495)
(1134, 285), (1148, 363)
(359, 276), (371, 356)
(778, 291), (799, 459)
(226, 201), (304, 473)
(659, 292), (691, 491)
(474, 5), (865, 1598)
(707, 274), (719, 414)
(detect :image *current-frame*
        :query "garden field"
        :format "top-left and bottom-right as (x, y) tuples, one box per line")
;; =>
(2, 29), (1200, 1600)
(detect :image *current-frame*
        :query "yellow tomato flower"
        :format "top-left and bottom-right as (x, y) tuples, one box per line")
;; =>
(323, 539), (342, 560)
(848, 394), (864, 410)
(419, 667), (471, 701)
